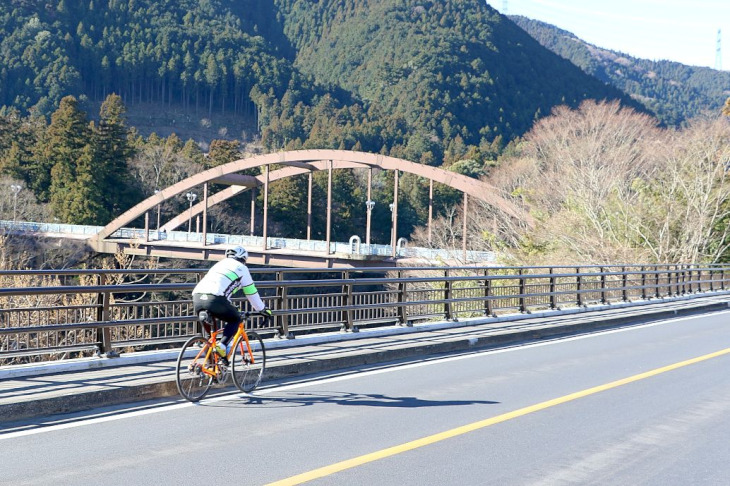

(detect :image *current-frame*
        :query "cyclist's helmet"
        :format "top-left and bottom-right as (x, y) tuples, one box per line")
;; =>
(225, 245), (248, 263)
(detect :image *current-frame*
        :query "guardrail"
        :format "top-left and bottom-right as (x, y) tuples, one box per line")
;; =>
(0, 264), (727, 364)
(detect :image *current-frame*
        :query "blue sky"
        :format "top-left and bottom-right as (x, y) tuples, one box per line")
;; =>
(493, 0), (730, 69)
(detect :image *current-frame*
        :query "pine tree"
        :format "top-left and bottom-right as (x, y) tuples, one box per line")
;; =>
(58, 144), (108, 224)
(44, 95), (139, 224)
(268, 174), (308, 238)
(95, 93), (140, 217)
(45, 96), (93, 218)
(206, 139), (241, 168)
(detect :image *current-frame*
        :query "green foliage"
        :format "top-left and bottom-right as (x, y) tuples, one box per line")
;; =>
(0, 0), (640, 168)
(26, 95), (142, 224)
(0, 108), (45, 189)
(2, 0), (698, 248)
(275, 0), (639, 161)
(43, 96), (94, 212)
(267, 174), (309, 238)
(96, 93), (140, 216)
(511, 15), (730, 127)
(206, 139), (241, 168)
(0, 0), (293, 118)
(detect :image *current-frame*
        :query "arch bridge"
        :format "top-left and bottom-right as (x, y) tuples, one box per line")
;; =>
(89, 150), (528, 268)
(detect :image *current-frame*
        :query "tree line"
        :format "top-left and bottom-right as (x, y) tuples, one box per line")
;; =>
(1, 94), (139, 224)
(5, 0), (728, 264)
(0, 94), (466, 243)
(1, 0), (294, 119)
(0, 0), (642, 173)
(4, 95), (730, 265)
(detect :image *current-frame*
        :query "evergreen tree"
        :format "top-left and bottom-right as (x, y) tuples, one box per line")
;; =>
(267, 174), (309, 238)
(206, 139), (241, 168)
(44, 95), (139, 224)
(59, 143), (108, 224)
(45, 96), (93, 218)
(96, 93), (140, 216)
(181, 139), (205, 165)
(0, 109), (44, 188)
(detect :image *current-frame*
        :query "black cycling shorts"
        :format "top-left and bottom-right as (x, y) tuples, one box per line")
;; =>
(192, 293), (240, 326)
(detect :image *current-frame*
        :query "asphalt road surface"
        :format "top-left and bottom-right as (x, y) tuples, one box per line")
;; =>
(2, 310), (730, 485)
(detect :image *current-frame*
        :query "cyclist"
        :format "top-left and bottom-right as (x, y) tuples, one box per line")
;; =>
(192, 245), (272, 362)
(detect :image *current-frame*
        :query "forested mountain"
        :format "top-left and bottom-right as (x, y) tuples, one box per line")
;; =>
(0, 0), (655, 243)
(510, 15), (730, 127)
(1, 0), (638, 161)
(0, 0), (298, 121)
(273, 0), (641, 162)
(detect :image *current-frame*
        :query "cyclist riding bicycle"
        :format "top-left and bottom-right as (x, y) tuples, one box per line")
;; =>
(192, 245), (272, 363)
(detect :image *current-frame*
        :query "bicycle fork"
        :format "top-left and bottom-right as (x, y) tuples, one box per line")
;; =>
(237, 323), (256, 364)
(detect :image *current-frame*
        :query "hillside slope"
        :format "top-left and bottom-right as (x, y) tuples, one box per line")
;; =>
(274, 0), (640, 151)
(510, 15), (730, 126)
(0, 0), (641, 160)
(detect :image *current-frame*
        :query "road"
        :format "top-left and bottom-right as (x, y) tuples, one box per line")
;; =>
(2, 310), (730, 485)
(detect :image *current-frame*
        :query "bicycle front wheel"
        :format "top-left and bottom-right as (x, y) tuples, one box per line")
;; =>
(231, 331), (266, 393)
(176, 335), (214, 402)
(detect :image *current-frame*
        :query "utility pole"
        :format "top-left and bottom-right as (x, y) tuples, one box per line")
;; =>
(716, 29), (722, 70)
(10, 184), (21, 222)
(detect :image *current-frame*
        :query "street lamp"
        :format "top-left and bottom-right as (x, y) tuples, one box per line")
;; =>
(365, 200), (375, 246)
(10, 184), (21, 223)
(185, 191), (197, 234)
(154, 189), (161, 232)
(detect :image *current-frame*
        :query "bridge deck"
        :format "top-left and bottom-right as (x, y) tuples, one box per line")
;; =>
(2, 219), (496, 268)
(1, 295), (726, 426)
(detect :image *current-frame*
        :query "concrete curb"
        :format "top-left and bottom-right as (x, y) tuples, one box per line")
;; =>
(3, 292), (728, 380)
(1, 381), (181, 423)
(261, 299), (730, 379)
(2, 295), (728, 424)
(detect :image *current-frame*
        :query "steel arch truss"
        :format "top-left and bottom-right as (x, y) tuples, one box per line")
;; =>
(91, 149), (527, 252)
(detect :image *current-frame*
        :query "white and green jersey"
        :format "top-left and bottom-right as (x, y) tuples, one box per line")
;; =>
(192, 258), (265, 310)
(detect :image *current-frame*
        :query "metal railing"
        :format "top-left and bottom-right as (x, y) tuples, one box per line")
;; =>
(0, 219), (496, 262)
(0, 264), (728, 364)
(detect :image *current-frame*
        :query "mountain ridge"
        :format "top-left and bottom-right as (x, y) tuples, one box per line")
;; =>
(510, 14), (730, 126)
(1, 0), (640, 163)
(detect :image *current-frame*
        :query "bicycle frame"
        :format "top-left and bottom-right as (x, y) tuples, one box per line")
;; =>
(195, 320), (257, 379)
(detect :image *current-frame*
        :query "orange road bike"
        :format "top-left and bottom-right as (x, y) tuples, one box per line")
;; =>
(175, 310), (267, 402)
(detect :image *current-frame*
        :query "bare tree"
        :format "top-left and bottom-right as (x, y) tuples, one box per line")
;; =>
(416, 101), (730, 265)
(634, 117), (730, 263)
(485, 100), (662, 263)
(130, 143), (201, 195)
(0, 176), (52, 223)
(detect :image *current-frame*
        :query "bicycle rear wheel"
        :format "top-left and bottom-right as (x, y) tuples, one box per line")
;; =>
(231, 331), (266, 393)
(176, 335), (214, 402)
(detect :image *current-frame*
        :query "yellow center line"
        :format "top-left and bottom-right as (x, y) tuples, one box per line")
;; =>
(266, 346), (730, 486)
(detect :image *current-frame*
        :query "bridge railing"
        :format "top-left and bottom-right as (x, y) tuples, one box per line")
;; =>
(0, 219), (496, 262)
(0, 264), (727, 365)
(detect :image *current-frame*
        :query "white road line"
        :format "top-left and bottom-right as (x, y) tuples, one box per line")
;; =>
(2, 309), (727, 440)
